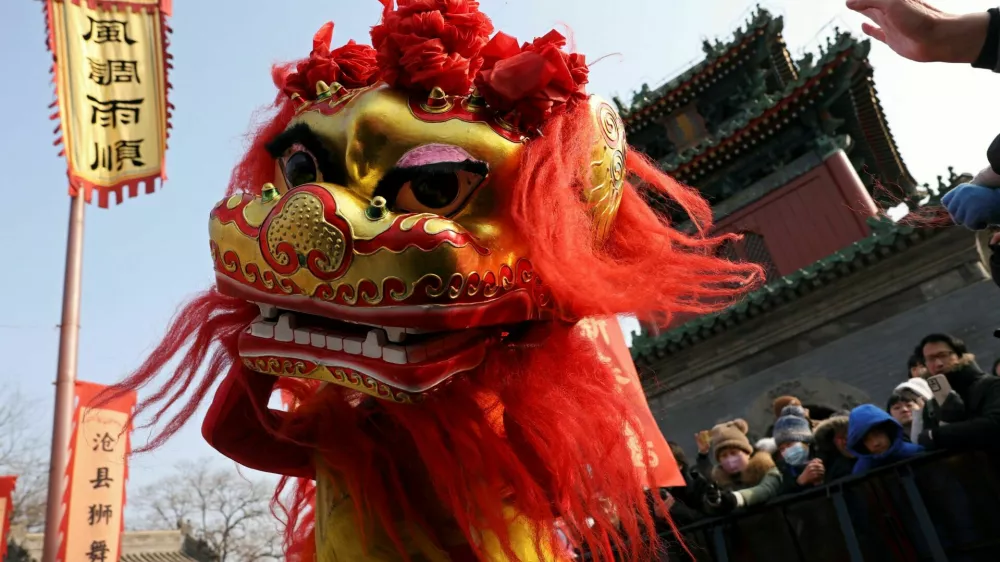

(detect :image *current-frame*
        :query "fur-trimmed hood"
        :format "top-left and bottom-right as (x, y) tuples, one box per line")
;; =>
(813, 415), (849, 458)
(711, 451), (776, 490)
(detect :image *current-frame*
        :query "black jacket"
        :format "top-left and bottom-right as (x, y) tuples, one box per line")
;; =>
(933, 363), (1000, 450)
(973, 8), (1000, 73)
(812, 416), (857, 482)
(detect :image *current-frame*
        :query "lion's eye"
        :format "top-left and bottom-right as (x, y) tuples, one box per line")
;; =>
(382, 162), (488, 216)
(282, 150), (320, 188)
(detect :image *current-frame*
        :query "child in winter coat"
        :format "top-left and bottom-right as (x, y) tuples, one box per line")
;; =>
(773, 405), (825, 496)
(847, 404), (925, 475)
(701, 419), (782, 514)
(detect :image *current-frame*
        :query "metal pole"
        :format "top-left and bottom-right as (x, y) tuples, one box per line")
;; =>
(41, 193), (86, 562)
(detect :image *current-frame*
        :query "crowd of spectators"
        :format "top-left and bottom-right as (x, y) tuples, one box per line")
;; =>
(658, 332), (1000, 524)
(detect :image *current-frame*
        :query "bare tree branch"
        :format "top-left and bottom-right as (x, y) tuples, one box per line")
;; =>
(0, 390), (50, 531)
(134, 459), (282, 562)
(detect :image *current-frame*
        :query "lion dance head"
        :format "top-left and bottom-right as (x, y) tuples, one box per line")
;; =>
(110, 1), (761, 560)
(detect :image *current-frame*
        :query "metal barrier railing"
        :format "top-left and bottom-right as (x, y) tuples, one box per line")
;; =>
(650, 449), (1000, 562)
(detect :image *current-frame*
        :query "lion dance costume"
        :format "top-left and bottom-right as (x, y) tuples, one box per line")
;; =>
(110, 1), (761, 560)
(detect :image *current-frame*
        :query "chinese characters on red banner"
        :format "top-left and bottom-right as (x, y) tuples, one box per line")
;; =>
(60, 381), (135, 562)
(576, 317), (683, 488)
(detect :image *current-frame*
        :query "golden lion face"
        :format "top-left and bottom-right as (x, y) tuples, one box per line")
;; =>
(209, 84), (625, 402)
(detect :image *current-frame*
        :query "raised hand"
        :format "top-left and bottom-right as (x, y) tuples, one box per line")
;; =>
(796, 458), (826, 486)
(695, 430), (711, 455)
(846, 0), (989, 64)
(942, 184), (1000, 230)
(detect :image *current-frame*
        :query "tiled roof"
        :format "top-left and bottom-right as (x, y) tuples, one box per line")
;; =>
(658, 32), (866, 177)
(622, 8), (784, 129)
(630, 217), (945, 365)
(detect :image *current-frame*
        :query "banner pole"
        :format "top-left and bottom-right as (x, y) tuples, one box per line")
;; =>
(41, 192), (86, 562)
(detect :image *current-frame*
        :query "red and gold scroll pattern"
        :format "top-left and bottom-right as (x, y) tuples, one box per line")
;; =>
(575, 317), (683, 489)
(214, 232), (550, 311)
(59, 381), (136, 562)
(586, 99), (627, 242)
(242, 357), (417, 404)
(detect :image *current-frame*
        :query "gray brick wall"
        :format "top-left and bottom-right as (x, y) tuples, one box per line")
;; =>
(651, 280), (1000, 455)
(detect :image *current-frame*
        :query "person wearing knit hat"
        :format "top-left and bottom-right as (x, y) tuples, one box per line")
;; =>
(773, 405), (825, 496)
(773, 405), (814, 448)
(766, 396), (820, 437)
(701, 419), (782, 515)
(772, 396), (802, 419)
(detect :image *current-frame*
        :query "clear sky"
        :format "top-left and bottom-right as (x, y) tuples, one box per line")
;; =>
(1, 0), (997, 499)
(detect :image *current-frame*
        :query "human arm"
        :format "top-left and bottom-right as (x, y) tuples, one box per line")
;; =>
(733, 468), (782, 508)
(201, 368), (315, 478)
(942, 184), (1000, 230)
(846, 0), (993, 67)
(926, 384), (1000, 450)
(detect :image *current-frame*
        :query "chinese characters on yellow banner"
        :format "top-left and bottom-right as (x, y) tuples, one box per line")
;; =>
(46, 0), (171, 207)
(576, 317), (684, 488)
(59, 381), (136, 562)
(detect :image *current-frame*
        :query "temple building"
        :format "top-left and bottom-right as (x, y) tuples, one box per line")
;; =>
(8, 525), (216, 562)
(623, 8), (994, 439)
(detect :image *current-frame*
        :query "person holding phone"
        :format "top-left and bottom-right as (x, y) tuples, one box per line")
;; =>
(914, 334), (1000, 450)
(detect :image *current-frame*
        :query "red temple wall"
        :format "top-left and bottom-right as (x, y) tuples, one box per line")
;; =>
(712, 151), (878, 277)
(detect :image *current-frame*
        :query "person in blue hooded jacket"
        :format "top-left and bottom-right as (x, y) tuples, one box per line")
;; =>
(847, 404), (925, 475)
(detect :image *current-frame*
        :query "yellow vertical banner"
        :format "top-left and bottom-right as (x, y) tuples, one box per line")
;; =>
(45, 0), (172, 207)
(58, 381), (136, 562)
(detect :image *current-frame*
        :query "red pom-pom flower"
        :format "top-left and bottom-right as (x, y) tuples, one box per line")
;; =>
(370, 0), (495, 95)
(474, 30), (590, 132)
(282, 22), (379, 100)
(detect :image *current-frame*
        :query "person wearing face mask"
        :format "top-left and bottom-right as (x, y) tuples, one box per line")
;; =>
(701, 419), (782, 515)
(772, 405), (825, 496)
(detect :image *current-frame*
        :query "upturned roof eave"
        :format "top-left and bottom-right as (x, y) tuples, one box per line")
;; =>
(622, 11), (783, 127)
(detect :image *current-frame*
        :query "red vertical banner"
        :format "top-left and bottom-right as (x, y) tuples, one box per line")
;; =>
(576, 317), (683, 488)
(57, 381), (136, 562)
(0, 475), (16, 560)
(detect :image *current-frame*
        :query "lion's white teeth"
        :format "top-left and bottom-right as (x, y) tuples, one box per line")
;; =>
(384, 327), (406, 343)
(275, 313), (296, 342)
(343, 336), (364, 355)
(293, 328), (311, 345)
(250, 317), (275, 338)
(257, 303), (279, 320)
(363, 329), (388, 358)
(383, 345), (407, 365)
(244, 311), (444, 365)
